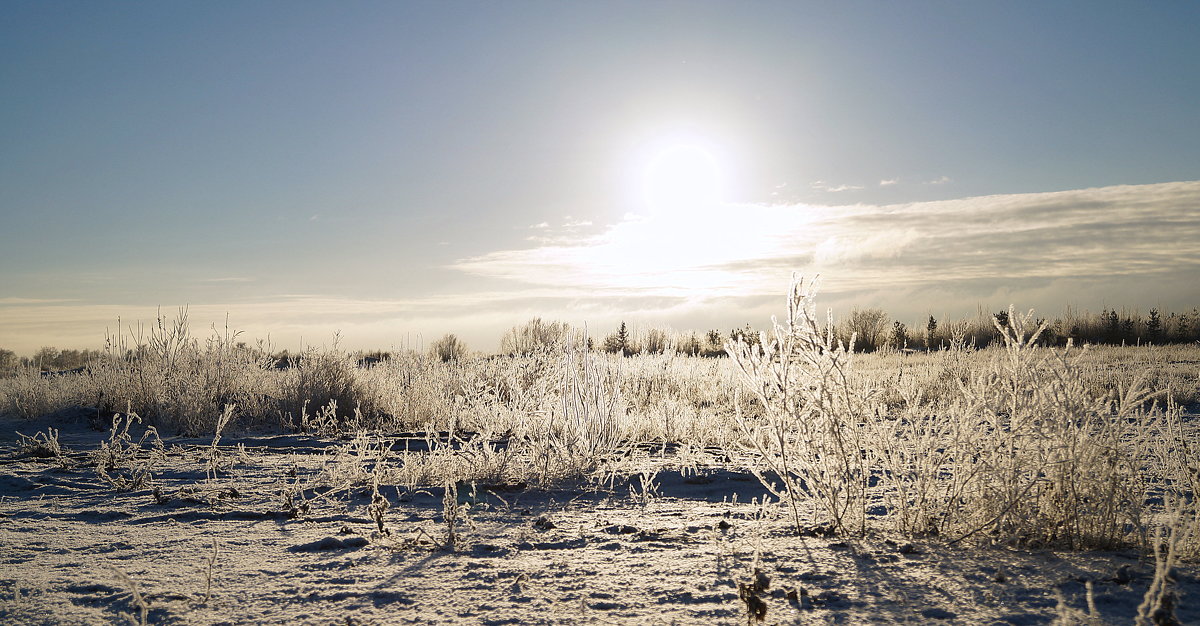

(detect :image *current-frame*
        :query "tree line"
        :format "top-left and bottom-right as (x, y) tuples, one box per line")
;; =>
(3, 304), (1198, 376)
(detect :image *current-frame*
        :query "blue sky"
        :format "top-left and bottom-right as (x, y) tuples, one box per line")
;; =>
(2, 1), (1198, 353)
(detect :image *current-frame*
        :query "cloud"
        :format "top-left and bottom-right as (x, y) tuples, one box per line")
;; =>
(813, 229), (920, 264)
(523, 217), (603, 244)
(7, 182), (1197, 354)
(450, 180), (1200, 323)
(925, 175), (952, 185)
(880, 178), (899, 186)
(811, 180), (864, 192)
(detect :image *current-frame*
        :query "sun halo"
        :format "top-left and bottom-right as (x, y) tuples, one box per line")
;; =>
(639, 142), (728, 220)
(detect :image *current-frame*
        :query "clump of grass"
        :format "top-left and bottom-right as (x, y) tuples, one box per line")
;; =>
(94, 411), (164, 491)
(923, 306), (1176, 550)
(106, 565), (149, 626)
(726, 276), (872, 535)
(523, 336), (627, 485)
(441, 478), (463, 551)
(203, 404), (236, 481)
(728, 277), (1187, 552)
(15, 428), (69, 467)
(200, 539), (218, 605)
(0, 364), (100, 421)
(278, 346), (368, 432)
(1137, 498), (1198, 625)
(81, 310), (279, 435)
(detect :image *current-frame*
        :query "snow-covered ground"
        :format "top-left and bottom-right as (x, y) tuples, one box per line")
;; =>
(1, 412), (1195, 625)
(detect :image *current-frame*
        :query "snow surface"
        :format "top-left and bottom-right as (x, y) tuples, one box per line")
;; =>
(1, 412), (1196, 625)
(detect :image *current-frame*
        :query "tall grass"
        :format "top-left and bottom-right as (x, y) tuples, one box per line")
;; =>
(726, 277), (872, 534)
(727, 276), (1197, 553)
(1, 288), (1196, 556)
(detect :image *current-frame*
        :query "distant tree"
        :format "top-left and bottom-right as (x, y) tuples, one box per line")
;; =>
(888, 321), (908, 350)
(602, 322), (632, 356)
(429, 334), (467, 362)
(1121, 315), (1136, 344)
(729, 324), (760, 347)
(926, 315), (938, 350)
(1185, 309), (1200, 342)
(499, 317), (570, 355)
(1105, 309), (1120, 342)
(1147, 308), (1162, 343)
(0, 348), (16, 377)
(698, 329), (725, 357)
(640, 328), (670, 354)
(32, 346), (59, 371)
(1037, 318), (1061, 346)
(993, 309), (1010, 330)
(842, 308), (889, 352)
(676, 332), (701, 356)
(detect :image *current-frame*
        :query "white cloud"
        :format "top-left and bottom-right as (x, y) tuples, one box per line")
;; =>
(450, 180), (1200, 320)
(925, 175), (951, 185)
(813, 229), (919, 264)
(880, 178), (899, 186)
(811, 180), (864, 192)
(8, 182), (1197, 354)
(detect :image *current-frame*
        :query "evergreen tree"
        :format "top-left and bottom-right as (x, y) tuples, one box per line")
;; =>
(1105, 309), (1120, 342)
(889, 321), (908, 350)
(1147, 308), (1162, 343)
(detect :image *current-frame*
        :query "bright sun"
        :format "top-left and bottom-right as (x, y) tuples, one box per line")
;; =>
(640, 143), (727, 218)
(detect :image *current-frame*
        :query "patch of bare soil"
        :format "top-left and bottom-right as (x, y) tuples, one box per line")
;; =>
(0, 414), (1195, 625)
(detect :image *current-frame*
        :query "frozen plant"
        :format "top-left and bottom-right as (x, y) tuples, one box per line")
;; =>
(726, 275), (874, 535)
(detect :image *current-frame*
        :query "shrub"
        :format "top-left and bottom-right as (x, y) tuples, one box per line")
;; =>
(429, 333), (468, 363)
(840, 308), (888, 352)
(499, 318), (570, 355)
(727, 276), (871, 534)
(276, 348), (367, 432)
(639, 328), (670, 355)
(729, 278), (1178, 551)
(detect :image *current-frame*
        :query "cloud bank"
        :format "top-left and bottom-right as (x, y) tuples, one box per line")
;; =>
(451, 180), (1200, 322)
(3, 182), (1196, 353)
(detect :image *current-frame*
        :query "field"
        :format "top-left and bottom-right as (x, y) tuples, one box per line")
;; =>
(1, 288), (1199, 624)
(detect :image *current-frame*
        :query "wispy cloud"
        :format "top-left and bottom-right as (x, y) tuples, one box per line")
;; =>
(6, 182), (1196, 354)
(811, 180), (864, 192)
(523, 217), (602, 244)
(451, 181), (1200, 320)
(925, 175), (952, 185)
(879, 178), (899, 186)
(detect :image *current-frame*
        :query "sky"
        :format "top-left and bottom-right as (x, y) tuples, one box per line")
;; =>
(2, 1), (1198, 354)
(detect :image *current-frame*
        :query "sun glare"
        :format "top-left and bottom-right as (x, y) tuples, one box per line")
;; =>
(563, 135), (765, 293)
(640, 143), (727, 218)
